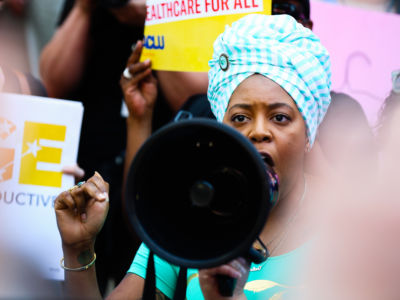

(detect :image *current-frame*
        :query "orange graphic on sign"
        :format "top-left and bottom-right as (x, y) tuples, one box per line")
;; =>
(0, 117), (16, 182)
(0, 117), (16, 140)
(0, 148), (15, 182)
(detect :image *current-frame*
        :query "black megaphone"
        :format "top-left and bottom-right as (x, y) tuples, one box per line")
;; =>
(125, 116), (278, 299)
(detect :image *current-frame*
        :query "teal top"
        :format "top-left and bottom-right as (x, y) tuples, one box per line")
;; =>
(128, 243), (307, 299)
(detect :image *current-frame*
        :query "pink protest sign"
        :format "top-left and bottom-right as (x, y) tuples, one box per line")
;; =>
(311, 0), (400, 126)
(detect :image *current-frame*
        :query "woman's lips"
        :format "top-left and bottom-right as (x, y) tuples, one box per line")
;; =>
(258, 151), (275, 168)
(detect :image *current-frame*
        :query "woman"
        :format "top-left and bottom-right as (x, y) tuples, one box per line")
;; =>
(54, 14), (331, 299)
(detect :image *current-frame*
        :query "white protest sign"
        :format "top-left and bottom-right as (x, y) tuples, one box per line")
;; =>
(0, 93), (83, 281)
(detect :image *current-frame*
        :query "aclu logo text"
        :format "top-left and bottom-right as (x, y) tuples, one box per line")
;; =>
(143, 35), (165, 50)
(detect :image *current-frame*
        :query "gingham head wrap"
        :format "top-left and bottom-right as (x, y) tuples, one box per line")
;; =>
(207, 14), (332, 145)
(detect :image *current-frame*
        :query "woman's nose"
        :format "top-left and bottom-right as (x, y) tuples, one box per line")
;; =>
(248, 119), (272, 143)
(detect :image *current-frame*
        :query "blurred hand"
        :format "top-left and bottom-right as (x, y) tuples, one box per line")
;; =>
(120, 40), (158, 122)
(62, 164), (85, 184)
(199, 257), (250, 300)
(54, 172), (109, 249)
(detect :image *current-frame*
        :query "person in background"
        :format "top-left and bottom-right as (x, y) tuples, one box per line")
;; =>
(306, 92), (378, 179)
(272, 0), (313, 28)
(0, 0), (64, 77)
(0, 0), (29, 72)
(0, 64), (46, 96)
(39, 0), (146, 293)
(302, 73), (400, 300)
(376, 72), (400, 181)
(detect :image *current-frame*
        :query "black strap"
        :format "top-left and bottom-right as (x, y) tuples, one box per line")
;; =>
(142, 251), (156, 300)
(173, 267), (187, 300)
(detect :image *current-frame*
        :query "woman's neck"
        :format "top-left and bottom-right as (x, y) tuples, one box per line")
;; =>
(272, 172), (306, 219)
(259, 172), (308, 255)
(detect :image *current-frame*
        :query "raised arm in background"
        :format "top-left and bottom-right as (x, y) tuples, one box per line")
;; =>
(40, 0), (146, 98)
(120, 40), (158, 185)
(39, 0), (94, 98)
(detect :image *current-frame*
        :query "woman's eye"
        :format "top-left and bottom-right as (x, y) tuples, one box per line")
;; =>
(272, 114), (290, 123)
(231, 115), (248, 123)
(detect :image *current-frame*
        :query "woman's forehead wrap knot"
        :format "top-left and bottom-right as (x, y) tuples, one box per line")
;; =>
(207, 14), (332, 145)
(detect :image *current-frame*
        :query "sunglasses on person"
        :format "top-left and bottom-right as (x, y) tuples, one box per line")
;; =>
(272, 2), (307, 21)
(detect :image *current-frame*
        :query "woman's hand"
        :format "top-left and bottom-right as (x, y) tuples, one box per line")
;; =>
(54, 172), (109, 250)
(199, 257), (250, 300)
(120, 40), (158, 122)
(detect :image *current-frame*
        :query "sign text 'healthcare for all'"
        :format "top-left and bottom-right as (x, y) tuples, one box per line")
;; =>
(0, 93), (83, 281)
(146, 0), (263, 24)
(141, 0), (271, 71)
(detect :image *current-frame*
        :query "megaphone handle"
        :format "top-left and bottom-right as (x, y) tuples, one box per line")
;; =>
(248, 246), (269, 264)
(216, 274), (237, 297)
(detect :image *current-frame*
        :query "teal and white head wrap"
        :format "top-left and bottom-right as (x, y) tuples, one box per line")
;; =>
(207, 14), (332, 145)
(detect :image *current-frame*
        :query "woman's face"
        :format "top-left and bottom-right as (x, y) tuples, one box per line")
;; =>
(223, 74), (308, 194)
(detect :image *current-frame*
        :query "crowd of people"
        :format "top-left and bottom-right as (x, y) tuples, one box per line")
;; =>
(1, 0), (400, 299)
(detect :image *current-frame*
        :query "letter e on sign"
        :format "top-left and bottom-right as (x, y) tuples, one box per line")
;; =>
(19, 122), (66, 187)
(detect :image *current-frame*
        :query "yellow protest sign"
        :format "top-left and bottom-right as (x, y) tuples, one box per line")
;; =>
(141, 0), (271, 71)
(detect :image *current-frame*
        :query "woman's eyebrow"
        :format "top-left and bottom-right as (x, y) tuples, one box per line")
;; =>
(228, 102), (295, 112)
(228, 103), (252, 111)
(268, 102), (295, 112)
